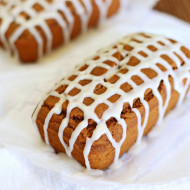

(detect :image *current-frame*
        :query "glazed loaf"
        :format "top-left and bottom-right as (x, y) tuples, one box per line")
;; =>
(33, 33), (190, 170)
(0, 0), (121, 63)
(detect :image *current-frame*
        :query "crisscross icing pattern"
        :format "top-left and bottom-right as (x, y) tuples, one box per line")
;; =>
(33, 33), (190, 169)
(0, 0), (118, 60)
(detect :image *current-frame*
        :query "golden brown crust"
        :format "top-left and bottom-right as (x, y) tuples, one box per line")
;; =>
(0, 0), (120, 63)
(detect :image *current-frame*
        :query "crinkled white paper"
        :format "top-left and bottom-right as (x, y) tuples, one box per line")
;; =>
(0, 2), (190, 190)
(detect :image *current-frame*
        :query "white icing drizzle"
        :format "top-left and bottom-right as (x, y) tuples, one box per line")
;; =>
(95, 0), (112, 24)
(0, 0), (117, 60)
(133, 99), (149, 144)
(32, 33), (190, 169)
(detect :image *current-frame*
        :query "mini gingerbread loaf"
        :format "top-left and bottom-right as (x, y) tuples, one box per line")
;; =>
(32, 33), (190, 170)
(0, 0), (121, 63)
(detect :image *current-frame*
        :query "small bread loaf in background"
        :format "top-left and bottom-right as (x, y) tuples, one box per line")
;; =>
(32, 33), (190, 170)
(0, 0), (121, 63)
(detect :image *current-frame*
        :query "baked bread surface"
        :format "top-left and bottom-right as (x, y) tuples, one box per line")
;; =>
(0, 0), (120, 63)
(33, 32), (190, 170)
